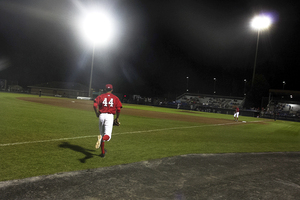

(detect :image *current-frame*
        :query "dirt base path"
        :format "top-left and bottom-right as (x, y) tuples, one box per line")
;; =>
(18, 97), (235, 124)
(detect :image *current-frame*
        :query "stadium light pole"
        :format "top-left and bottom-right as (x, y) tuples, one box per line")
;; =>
(250, 15), (272, 89)
(283, 81), (286, 90)
(79, 8), (116, 98)
(89, 44), (96, 97)
(186, 77), (189, 92)
(244, 79), (247, 96)
(213, 78), (217, 94)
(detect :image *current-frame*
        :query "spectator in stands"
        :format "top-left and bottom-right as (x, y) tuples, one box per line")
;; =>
(274, 103), (279, 121)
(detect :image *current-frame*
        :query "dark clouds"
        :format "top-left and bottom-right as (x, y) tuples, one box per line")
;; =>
(0, 0), (299, 97)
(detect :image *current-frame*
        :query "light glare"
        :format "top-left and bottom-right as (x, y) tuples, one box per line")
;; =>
(80, 9), (115, 47)
(251, 15), (272, 30)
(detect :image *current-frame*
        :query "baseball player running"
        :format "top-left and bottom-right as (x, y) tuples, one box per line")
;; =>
(93, 84), (122, 157)
(234, 107), (239, 122)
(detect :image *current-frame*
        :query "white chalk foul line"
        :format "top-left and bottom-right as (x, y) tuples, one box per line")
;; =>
(0, 121), (263, 147)
(0, 135), (94, 147)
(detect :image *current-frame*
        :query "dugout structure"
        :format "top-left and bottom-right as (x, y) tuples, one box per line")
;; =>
(0, 79), (7, 91)
(172, 93), (260, 117)
(28, 82), (89, 98)
(261, 89), (300, 121)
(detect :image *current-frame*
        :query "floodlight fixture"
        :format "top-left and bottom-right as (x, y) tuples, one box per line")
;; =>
(80, 8), (116, 47)
(250, 15), (272, 88)
(78, 7), (117, 97)
(283, 81), (286, 90)
(251, 15), (272, 30)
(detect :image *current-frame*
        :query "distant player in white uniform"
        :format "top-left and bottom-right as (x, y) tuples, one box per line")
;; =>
(234, 107), (239, 122)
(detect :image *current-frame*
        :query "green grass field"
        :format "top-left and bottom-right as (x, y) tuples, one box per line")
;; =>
(1, 92), (300, 181)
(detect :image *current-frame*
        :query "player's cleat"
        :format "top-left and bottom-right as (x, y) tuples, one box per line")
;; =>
(99, 149), (107, 158)
(95, 135), (102, 149)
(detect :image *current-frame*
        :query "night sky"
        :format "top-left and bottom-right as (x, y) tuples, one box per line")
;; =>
(0, 0), (299, 98)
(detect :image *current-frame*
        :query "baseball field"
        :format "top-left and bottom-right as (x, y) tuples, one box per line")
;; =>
(1, 92), (300, 182)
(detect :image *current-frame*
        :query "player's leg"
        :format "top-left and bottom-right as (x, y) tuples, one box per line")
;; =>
(100, 114), (114, 156)
(95, 115), (105, 149)
(103, 114), (114, 142)
(95, 135), (102, 149)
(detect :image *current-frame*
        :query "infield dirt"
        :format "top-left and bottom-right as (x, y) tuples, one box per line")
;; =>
(18, 97), (236, 125)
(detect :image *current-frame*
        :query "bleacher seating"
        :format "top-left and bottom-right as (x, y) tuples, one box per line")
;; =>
(176, 93), (244, 109)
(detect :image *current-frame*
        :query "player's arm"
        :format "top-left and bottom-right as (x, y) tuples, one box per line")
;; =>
(94, 106), (100, 118)
(114, 98), (122, 122)
(93, 98), (100, 118)
(115, 111), (120, 119)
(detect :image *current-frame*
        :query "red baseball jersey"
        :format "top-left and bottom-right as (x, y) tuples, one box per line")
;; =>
(93, 93), (122, 114)
(236, 107), (239, 112)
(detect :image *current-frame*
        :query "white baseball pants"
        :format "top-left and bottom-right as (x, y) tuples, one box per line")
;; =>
(99, 113), (113, 141)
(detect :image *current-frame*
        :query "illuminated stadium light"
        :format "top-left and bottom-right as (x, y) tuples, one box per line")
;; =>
(251, 15), (272, 30)
(283, 81), (286, 90)
(79, 9), (116, 47)
(78, 7), (117, 97)
(250, 15), (272, 88)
